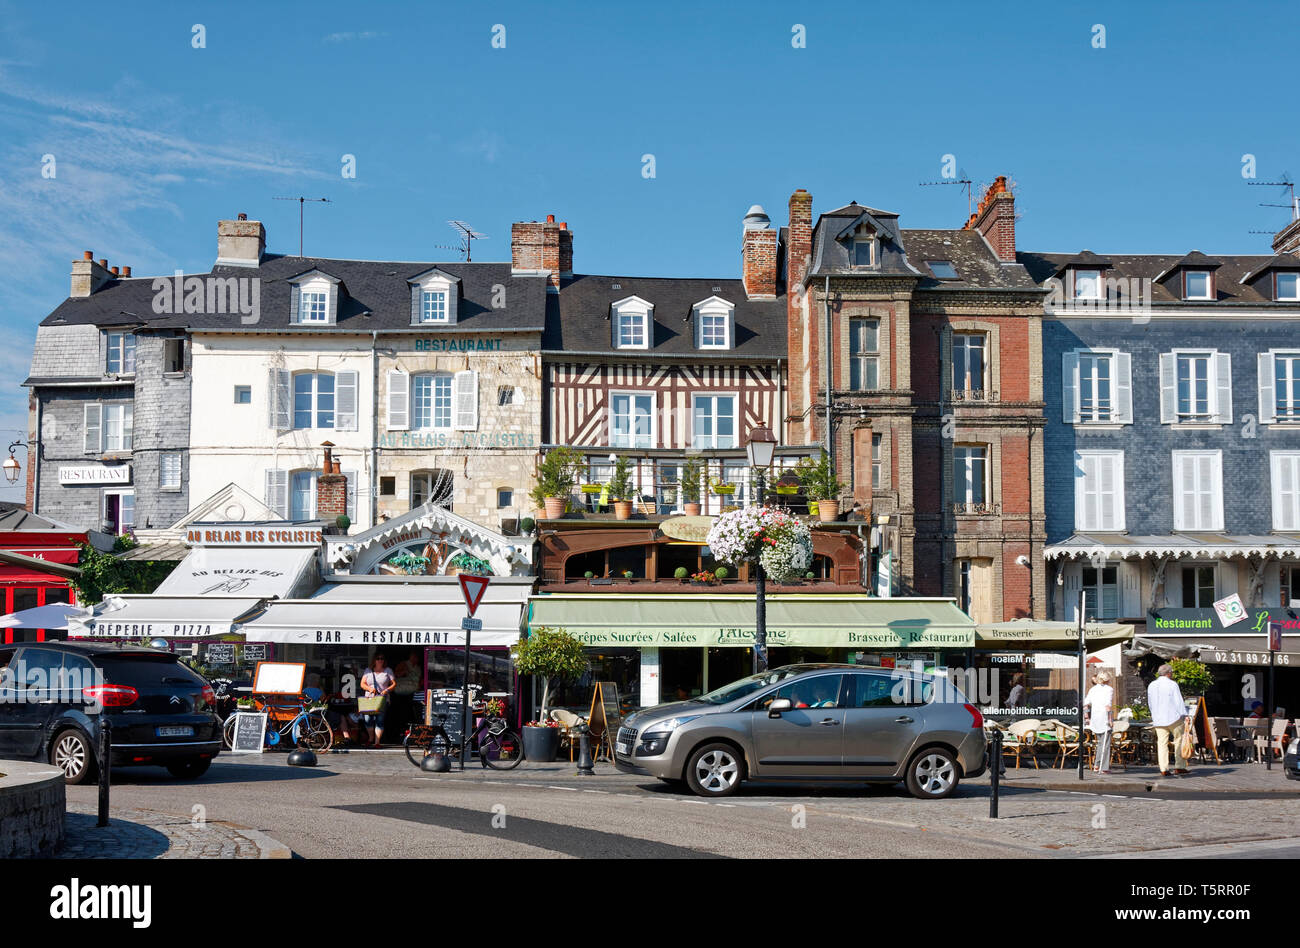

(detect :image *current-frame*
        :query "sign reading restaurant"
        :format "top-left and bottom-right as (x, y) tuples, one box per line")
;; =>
(60, 465), (130, 485)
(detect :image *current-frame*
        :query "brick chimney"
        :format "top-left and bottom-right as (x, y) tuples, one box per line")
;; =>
(965, 176), (1016, 262)
(70, 250), (113, 298)
(558, 221), (573, 280)
(217, 213), (266, 268)
(786, 189), (814, 443)
(741, 205), (778, 299)
(316, 442), (348, 527)
(511, 214), (565, 290)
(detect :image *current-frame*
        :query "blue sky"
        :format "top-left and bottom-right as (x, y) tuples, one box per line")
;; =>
(2, 0), (1297, 503)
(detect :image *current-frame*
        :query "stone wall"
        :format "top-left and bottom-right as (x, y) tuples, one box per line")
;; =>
(0, 761), (66, 858)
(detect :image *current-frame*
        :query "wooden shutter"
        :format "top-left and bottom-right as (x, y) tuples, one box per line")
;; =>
(289, 285), (300, 324)
(1213, 351), (1233, 424)
(335, 370), (358, 431)
(264, 469), (288, 518)
(1075, 452), (1094, 530)
(446, 283), (458, 325)
(410, 285), (422, 325)
(1098, 454), (1117, 530)
(1119, 560), (1141, 618)
(83, 403), (102, 454)
(387, 370), (409, 431)
(1274, 453), (1300, 531)
(268, 368), (290, 431)
(1114, 352), (1133, 423)
(1158, 352), (1176, 423)
(1258, 352), (1277, 424)
(1061, 351), (1079, 423)
(343, 470), (358, 524)
(327, 283), (339, 324)
(453, 369), (478, 431)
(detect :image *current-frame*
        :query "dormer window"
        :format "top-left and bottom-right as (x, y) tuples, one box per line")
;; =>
(288, 269), (341, 326)
(300, 290), (329, 322)
(1072, 269), (1103, 300)
(407, 268), (461, 326)
(1277, 272), (1300, 301)
(611, 296), (653, 350)
(928, 260), (958, 280)
(692, 296), (734, 350)
(1183, 270), (1213, 300)
(852, 239), (875, 268)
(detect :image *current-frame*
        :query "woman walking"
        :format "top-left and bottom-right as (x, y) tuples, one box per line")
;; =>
(1083, 670), (1115, 773)
(360, 654), (396, 747)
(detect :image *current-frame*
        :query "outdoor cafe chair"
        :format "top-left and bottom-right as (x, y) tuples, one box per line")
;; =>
(1109, 720), (1137, 770)
(549, 708), (587, 761)
(1054, 724), (1084, 769)
(1003, 719), (1041, 769)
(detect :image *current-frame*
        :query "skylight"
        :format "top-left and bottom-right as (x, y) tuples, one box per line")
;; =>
(928, 260), (958, 280)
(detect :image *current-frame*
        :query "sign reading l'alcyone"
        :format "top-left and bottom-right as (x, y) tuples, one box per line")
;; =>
(658, 515), (715, 543)
(59, 465), (130, 485)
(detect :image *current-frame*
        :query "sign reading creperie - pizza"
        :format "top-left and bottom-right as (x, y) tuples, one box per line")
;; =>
(185, 528), (323, 546)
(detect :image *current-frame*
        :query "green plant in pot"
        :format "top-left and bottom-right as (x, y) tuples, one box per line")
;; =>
(608, 455), (635, 520)
(681, 456), (705, 515)
(531, 447), (582, 520)
(674, 566), (689, 582)
(714, 565), (729, 582)
(1169, 657), (1214, 696)
(510, 626), (587, 762)
(797, 453), (845, 522)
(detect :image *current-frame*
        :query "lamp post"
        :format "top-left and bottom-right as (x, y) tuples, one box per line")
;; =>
(746, 423), (777, 674)
(3, 442), (25, 485)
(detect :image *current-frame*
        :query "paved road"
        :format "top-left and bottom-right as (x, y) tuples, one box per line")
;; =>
(64, 754), (1300, 859)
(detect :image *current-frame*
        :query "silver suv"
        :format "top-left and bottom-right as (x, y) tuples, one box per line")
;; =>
(614, 664), (987, 799)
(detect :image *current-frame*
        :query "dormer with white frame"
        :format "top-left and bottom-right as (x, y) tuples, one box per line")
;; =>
(407, 267), (462, 326)
(692, 295), (735, 350)
(610, 295), (653, 350)
(287, 269), (342, 326)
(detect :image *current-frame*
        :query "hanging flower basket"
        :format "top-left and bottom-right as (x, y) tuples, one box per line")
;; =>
(705, 505), (813, 584)
(581, 484), (604, 495)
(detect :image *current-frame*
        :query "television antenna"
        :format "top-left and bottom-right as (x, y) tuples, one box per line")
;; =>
(273, 196), (332, 256)
(448, 221), (488, 261)
(919, 170), (974, 217)
(1247, 176), (1298, 222)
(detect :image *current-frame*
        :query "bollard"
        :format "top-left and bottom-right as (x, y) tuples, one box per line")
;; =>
(576, 724), (595, 776)
(97, 715), (111, 828)
(988, 729), (1001, 820)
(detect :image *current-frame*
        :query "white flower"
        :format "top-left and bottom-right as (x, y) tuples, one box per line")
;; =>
(706, 506), (812, 583)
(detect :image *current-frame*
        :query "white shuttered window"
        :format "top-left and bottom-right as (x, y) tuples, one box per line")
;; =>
(1172, 450), (1223, 531)
(1272, 451), (1300, 531)
(1075, 450), (1125, 531)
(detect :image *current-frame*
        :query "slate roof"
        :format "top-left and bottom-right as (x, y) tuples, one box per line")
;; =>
(39, 254), (549, 334)
(1018, 250), (1300, 305)
(544, 275), (786, 358)
(0, 502), (83, 533)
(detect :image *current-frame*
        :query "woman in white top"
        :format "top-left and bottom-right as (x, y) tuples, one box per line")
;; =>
(361, 654), (397, 748)
(1083, 670), (1115, 773)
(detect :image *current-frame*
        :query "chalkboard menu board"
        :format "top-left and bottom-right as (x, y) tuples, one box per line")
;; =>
(229, 712), (267, 753)
(428, 700), (467, 750)
(206, 643), (236, 665)
(242, 644), (269, 663)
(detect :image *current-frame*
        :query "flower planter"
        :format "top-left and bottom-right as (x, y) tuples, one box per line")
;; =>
(544, 497), (566, 519)
(684, 502), (702, 516)
(614, 500), (634, 520)
(807, 501), (819, 516)
(522, 725), (558, 762)
(817, 499), (840, 522)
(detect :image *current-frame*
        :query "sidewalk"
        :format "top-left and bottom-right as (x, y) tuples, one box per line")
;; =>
(975, 760), (1299, 794)
(55, 802), (291, 859)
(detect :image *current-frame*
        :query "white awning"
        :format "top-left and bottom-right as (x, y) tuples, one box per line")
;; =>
(71, 596), (264, 639)
(153, 546), (319, 598)
(238, 582), (526, 647)
(1045, 533), (1300, 561)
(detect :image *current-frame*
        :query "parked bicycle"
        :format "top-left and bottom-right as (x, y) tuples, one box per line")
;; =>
(404, 699), (523, 770)
(223, 692), (333, 753)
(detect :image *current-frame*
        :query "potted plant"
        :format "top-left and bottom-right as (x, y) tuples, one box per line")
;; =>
(714, 565), (729, 582)
(531, 447), (583, 520)
(681, 457), (705, 516)
(710, 476), (737, 498)
(584, 570), (595, 582)
(1169, 657), (1214, 697)
(674, 566), (689, 582)
(609, 455), (635, 520)
(622, 569), (635, 582)
(706, 506), (813, 584)
(797, 454), (845, 522)
(510, 626), (587, 762)
(690, 570), (717, 586)
(519, 516), (535, 536)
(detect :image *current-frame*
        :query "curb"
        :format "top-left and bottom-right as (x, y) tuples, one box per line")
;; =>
(989, 775), (1299, 794)
(230, 825), (293, 858)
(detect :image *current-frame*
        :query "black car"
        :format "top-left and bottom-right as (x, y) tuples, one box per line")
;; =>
(1285, 737), (1299, 781)
(0, 641), (222, 784)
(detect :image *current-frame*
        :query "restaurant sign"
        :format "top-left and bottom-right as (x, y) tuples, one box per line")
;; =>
(1150, 607), (1300, 636)
(659, 516), (715, 543)
(59, 465), (130, 485)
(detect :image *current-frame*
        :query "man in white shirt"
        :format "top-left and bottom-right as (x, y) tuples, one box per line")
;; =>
(1147, 664), (1189, 775)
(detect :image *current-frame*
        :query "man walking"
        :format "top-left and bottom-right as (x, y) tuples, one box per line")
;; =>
(1148, 664), (1189, 776)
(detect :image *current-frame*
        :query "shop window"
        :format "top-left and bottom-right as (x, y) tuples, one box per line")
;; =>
(45, 587), (71, 605)
(12, 589), (39, 613)
(608, 546), (646, 579)
(810, 554), (834, 581)
(565, 550), (607, 580)
(657, 544), (703, 579)
(1182, 565), (1216, 608)
(1082, 565), (1119, 620)
(425, 647), (513, 697)
(548, 648), (641, 713)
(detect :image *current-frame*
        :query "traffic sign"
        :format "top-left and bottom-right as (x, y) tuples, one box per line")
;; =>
(458, 573), (490, 616)
(461, 616), (483, 632)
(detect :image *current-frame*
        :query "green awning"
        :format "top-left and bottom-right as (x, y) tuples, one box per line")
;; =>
(527, 594), (975, 649)
(974, 618), (1134, 651)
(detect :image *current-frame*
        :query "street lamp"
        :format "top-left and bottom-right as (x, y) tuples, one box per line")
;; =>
(746, 423), (777, 674)
(3, 442), (25, 485)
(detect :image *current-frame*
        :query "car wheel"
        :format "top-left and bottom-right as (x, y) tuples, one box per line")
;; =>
(165, 757), (212, 780)
(50, 728), (97, 785)
(905, 747), (959, 800)
(685, 743), (743, 798)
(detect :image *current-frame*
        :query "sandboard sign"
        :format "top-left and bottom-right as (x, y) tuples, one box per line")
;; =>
(458, 574), (490, 617)
(229, 712), (268, 754)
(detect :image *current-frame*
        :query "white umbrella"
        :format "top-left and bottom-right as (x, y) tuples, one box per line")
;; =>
(0, 602), (93, 630)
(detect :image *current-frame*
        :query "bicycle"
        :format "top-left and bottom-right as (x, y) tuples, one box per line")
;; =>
(404, 700), (523, 770)
(223, 692), (334, 753)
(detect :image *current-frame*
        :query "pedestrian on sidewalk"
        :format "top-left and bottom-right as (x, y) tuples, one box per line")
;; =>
(360, 654), (396, 748)
(1148, 664), (1190, 776)
(1084, 670), (1115, 773)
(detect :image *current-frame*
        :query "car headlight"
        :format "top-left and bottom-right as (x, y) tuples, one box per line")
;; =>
(646, 715), (699, 733)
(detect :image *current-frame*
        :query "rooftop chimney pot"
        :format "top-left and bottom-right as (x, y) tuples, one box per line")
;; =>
(83, 251), (93, 260)
(98, 259), (107, 269)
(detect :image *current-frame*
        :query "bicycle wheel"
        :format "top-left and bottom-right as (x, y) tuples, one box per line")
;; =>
(298, 711), (333, 754)
(222, 715), (237, 750)
(481, 728), (524, 770)
(404, 727), (433, 767)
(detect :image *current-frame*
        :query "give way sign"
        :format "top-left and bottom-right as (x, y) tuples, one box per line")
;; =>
(458, 574), (491, 617)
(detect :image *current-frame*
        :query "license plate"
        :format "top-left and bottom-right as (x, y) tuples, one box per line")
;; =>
(616, 742), (630, 756)
(156, 726), (193, 737)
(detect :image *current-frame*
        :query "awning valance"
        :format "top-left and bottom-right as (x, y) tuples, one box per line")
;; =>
(153, 546), (319, 599)
(526, 595), (976, 649)
(72, 596), (264, 639)
(1045, 533), (1300, 561)
(974, 618), (1134, 651)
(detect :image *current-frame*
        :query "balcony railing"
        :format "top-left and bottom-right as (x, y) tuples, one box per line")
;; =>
(948, 389), (1000, 403)
(952, 500), (1000, 516)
